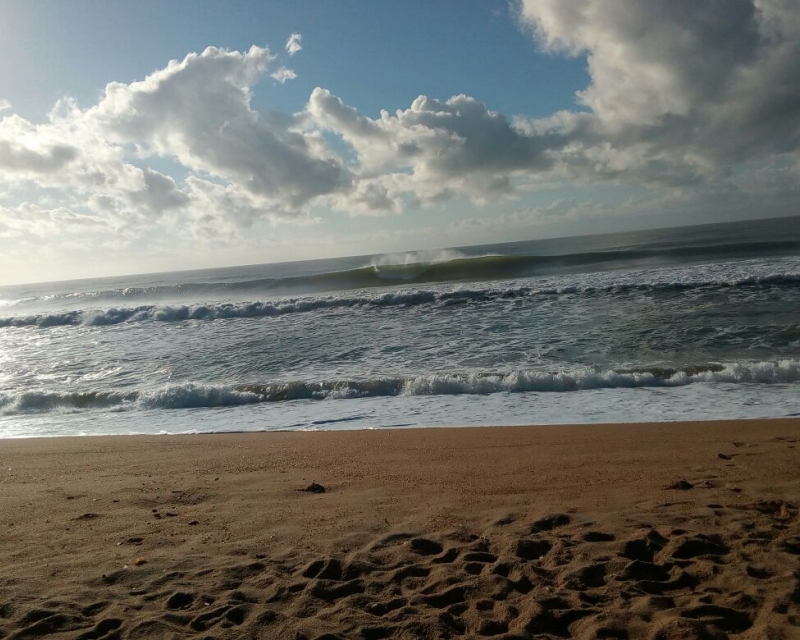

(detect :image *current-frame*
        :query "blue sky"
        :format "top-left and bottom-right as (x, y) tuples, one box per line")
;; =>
(2, 2), (588, 119)
(1, 1), (798, 284)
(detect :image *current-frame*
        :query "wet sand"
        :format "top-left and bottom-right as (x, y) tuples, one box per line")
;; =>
(0, 418), (799, 639)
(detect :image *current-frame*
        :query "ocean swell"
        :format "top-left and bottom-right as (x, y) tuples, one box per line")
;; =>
(5, 238), (800, 308)
(1, 272), (798, 330)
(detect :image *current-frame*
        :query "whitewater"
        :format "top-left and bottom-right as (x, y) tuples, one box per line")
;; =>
(1, 216), (799, 438)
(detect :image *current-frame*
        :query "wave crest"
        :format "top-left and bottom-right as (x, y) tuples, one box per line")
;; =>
(370, 249), (470, 281)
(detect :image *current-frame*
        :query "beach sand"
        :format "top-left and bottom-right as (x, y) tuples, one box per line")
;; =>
(0, 418), (799, 639)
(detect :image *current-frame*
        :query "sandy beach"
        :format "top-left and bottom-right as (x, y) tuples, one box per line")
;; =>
(1, 418), (799, 639)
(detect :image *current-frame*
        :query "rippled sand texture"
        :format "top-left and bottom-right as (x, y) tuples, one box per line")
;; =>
(0, 419), (798, 638)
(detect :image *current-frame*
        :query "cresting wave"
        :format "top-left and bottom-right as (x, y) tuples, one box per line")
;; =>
(1, 272), (799, 329)
(1, 360), (798, 415)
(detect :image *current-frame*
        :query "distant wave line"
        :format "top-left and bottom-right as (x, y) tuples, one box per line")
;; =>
(1, 271), (799, 329)
(7, 238), (800, 306)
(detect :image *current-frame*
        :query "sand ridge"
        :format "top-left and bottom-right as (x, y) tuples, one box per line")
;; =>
(0, 419), (798, 638)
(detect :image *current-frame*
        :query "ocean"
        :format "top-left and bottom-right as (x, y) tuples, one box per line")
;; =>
(1, 216), (799, 438)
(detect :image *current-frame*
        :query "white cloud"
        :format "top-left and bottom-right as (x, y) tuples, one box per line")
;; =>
(285, 33), (302, 56)
(90, 46), (351, 214)
(0, 99), (11, 112)
(0, 45), (361, 245)
(270, 66), (298, 83)
(0, 104), (172, 224)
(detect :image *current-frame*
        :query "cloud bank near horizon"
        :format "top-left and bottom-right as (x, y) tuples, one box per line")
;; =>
(1, 1), (799, 252)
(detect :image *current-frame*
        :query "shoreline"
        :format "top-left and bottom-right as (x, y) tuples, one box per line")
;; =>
(2, 414), (799, 442)
(1, 417), (799, 638)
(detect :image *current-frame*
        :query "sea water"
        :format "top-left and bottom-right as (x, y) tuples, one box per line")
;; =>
(1, 216), (799, 438)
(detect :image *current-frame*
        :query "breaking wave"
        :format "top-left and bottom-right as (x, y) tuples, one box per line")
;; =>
(1, 360), (798, 416)
(1, 272), (798, 330)
(369, 249), (472, 281)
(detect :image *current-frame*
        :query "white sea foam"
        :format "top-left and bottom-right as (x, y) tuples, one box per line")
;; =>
(138, 384), (264, 410)
(1, 360), (797, 417)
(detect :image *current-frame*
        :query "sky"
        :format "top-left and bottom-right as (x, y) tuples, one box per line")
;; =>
(1, 0), (799, 285)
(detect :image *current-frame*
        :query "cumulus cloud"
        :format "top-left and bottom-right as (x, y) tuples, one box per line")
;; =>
(285, 33), (302, 56)
(518, 0), (760, 126)
(128, 169), (189, 212)
(0, 137), (77, 175)
(0, 45), (356, 242)
(0, 113), (80, 178)
(303, 0), (800, 206)
(91, 46), (351, 215)
(308, 88), (567, 206)
(0, 99), (196, 237)
(0, 99), (11, 112)
(515, 0), (800, 183)
(0, 102), (174, 236)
